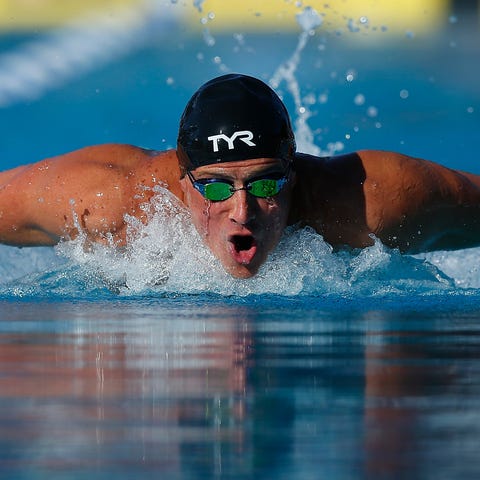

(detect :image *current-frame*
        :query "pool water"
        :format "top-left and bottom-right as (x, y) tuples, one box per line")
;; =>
(1, 4), (480, 479)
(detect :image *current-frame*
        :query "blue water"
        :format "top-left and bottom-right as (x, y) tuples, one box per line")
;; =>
(1, 5), (480, 479)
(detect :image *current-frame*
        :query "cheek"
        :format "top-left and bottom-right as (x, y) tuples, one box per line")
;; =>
(187, 195), (226, 241)
(262, 196), (290, 229)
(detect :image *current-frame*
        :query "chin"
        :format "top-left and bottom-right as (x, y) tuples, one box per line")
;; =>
(223, 262), (260, 279)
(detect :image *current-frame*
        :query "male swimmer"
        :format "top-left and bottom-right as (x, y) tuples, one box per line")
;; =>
(1, 74), (480, 278)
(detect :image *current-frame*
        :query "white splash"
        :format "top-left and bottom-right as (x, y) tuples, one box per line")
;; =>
(270, 6), (334, 156)
(0, 1), (177, 108)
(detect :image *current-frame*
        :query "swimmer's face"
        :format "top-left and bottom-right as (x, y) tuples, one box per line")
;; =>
(180, 158), (294, 278)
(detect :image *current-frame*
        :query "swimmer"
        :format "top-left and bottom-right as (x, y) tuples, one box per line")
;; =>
(1, 73), (480, 278)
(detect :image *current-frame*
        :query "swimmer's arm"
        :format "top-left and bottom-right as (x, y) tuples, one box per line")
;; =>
(0, 144), (157, 247)
(361, 150), (480, 252)
(0, 164), (60, 246)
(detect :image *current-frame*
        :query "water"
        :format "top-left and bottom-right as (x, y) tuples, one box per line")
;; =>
(1, 3), (480, 479)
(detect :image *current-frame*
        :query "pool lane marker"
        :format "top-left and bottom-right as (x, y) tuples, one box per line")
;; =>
(0, 2), (176, 108)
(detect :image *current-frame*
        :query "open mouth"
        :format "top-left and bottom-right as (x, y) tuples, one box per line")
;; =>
(228, 234), (258, 265)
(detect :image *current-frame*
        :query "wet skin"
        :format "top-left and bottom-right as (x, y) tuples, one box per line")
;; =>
(2, 145), (480, 279)
(180, 158), (294, 279)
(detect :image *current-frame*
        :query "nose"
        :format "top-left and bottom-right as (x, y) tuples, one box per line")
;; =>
(229, 189), (256, 226)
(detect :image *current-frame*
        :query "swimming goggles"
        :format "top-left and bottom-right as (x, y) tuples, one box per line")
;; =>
(186, 165), (291, 202)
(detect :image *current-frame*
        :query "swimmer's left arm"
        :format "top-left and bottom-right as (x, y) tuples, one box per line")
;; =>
(360, 150), (480, 253)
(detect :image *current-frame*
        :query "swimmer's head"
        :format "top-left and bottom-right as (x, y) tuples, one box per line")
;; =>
(177, 73), (296, 177)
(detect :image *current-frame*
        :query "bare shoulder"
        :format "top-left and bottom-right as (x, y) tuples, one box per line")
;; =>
(4, 144), (182, 199)
(292, 149), (480, 252)
(0, 144), (182, 246)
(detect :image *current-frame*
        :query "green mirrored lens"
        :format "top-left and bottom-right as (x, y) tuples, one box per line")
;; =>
(249, 179), (279, 198)
(204, 182), (233, 201)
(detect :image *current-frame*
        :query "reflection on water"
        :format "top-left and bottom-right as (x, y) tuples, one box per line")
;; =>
(1, 300), (480, 479)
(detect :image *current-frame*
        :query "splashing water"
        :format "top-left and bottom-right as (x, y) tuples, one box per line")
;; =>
(1, 186), (479, 300)
(270, 7), (333, 156)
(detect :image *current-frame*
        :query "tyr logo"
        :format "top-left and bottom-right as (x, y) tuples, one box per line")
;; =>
(207, 130), (256, 152)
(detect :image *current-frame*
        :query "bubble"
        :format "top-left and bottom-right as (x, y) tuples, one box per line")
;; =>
(449, 15), (458, 24)
(367, 106), (378, 117)
(399, 89), (409, 99)
(166, 77), (174, 85)
(467, 106), (474, 113)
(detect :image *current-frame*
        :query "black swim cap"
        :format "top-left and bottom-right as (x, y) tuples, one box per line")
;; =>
(177, 73), (296, 176)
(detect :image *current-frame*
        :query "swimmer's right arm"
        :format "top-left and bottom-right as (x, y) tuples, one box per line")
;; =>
(0, 144), (159, 247)
(0, 163), (60, 246)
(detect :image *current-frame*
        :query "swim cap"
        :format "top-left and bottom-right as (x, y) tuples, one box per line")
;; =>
(177, 73), (296, 175)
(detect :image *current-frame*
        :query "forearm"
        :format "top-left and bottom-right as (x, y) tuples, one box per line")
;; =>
(0, 225), (60, 247)
(0, 166), (60, 247)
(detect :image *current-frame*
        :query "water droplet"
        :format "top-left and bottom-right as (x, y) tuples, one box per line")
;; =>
(318, 93), (328, 104)
(304, 93), (316, 105)
(193, 0), (205, 12)
(203, 30), (215, 46)
(346, 69), (356, 82)
(347, 19), (360, 33)
(296, 6), (323, 32)
(354, 94), (365, 106)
